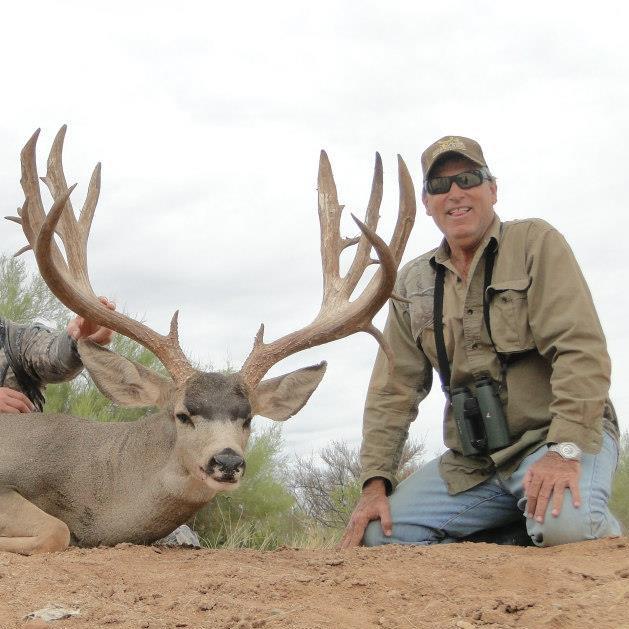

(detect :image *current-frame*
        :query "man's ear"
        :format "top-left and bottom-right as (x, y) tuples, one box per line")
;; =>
(490, 179), (498, 204)
(249, 362), (327, 421)
(78, 339), (175, 408)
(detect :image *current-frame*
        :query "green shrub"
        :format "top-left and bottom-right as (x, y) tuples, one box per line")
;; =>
(610, 431), (629, 532)
(192, 425), (303, 549)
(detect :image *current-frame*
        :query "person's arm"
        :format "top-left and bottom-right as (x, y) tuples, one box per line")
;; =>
(18, 297), (116, 386)
(341, 286), (433, 547)
(522, 223), (610, 522)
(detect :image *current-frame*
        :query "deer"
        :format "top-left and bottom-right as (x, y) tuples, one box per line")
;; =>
(0, 127), (415, 555)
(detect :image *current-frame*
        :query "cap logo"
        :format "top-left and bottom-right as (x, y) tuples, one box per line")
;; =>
(431, 137), (467, 159)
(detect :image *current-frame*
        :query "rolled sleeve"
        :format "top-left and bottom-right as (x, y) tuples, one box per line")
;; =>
(20, 325), (83, 385)
(526, 224), (610, 453)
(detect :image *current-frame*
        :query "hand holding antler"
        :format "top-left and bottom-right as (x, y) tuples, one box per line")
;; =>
(67, 296), (116, 345)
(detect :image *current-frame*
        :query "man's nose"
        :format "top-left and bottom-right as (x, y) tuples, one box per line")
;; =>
(446, 181), (466, 198)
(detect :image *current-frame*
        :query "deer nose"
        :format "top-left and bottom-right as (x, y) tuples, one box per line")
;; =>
(209, 448), (245, 475)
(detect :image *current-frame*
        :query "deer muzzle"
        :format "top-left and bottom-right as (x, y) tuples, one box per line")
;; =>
(206, 448), (246, 483)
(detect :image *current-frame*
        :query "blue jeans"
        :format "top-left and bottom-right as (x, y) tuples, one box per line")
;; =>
(364, 432), (621, 547)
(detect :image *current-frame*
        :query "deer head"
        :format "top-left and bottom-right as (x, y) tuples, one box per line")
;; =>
(8, 126), (415, 492)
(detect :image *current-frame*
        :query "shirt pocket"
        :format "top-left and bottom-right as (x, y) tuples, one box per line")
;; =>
(486, 278), (535, 353)
(408, 288), (435, 340)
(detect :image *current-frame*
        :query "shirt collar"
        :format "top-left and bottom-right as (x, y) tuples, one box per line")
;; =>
(430, 213), (501, 267)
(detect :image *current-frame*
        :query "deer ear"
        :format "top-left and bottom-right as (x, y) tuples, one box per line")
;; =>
(249, 362), (327, 421)
(77, 340), (175, 407)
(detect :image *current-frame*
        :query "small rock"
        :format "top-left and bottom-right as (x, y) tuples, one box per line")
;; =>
(325, 558), (344, 566)
(198, 601), (216, 612)
(24, 604), (80, 622)
(154, 524), (201, 548)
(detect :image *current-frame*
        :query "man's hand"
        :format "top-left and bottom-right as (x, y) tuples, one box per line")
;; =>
(523, 452), (581, 523)
(339, 478), (392, 548)
(0, 387), (35, 413)
(66, 297), (116, 345)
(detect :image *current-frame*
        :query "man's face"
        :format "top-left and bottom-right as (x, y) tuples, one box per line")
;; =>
(422, 157), (497, 253)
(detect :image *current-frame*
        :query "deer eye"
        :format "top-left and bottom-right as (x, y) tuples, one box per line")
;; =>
(176, 412), (193, 426)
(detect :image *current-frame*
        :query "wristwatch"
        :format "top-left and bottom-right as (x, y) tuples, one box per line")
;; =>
(548, 442), (582, 461)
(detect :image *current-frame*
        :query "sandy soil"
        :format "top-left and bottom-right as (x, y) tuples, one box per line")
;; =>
(2, 537), (628, 629)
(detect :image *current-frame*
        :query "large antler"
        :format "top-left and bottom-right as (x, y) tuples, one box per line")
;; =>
(6, 126), (196, 386)
(239, 150), (416, 391)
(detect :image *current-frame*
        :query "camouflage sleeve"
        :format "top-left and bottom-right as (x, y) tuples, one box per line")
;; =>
(14, 322), (83, 385)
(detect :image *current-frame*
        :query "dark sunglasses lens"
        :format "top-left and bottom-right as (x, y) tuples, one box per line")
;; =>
(426, 176), (451, 195)
(455, 171), (483, 189)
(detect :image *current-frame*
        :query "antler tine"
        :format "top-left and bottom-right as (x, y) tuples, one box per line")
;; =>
(343, 152), (383, 296)
(41, 125), (94, 293)
(358, 155), (416, 298)
(317, 150), (343, 296)
(239, 152), (416, 392)
(389, 155), (416, 265)
(11, 127), (196, 387)
(17, 130), (68, 274)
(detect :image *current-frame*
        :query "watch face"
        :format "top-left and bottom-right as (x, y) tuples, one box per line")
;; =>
(559, 443), (581, 459)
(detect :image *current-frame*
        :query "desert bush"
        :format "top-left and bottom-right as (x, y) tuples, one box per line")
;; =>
(0, 255), (67, 326)
(610, 431), (629, 532)
(290, 438), (425, 532)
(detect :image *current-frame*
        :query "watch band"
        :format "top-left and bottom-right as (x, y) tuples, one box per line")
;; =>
(548, 442), (582, 460)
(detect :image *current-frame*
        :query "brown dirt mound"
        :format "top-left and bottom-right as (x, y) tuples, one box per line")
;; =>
(2, 536), (628, 629)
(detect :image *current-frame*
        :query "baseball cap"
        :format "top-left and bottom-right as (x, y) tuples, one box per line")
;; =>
(421, 136), (488, 180)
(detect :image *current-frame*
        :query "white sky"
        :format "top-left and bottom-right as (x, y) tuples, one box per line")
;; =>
(0, 1), (627, 461)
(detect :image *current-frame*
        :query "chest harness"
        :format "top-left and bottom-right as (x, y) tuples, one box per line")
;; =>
(432, 246), (511, 455)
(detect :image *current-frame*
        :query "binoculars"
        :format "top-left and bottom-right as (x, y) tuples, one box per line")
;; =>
(451, 377), (511, 456)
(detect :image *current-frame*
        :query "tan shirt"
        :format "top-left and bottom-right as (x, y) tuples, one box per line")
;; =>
(360, 215), (618, 495)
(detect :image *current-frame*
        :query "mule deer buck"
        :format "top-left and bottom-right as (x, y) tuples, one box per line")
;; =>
(0, 127), (415, 555)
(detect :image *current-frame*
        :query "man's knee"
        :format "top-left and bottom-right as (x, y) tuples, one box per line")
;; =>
(363, 520), (387, 547)
(528, 506), (621, 547)
(363, 519), (439, 546)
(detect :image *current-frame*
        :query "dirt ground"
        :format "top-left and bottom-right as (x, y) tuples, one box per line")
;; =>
(1, 536), (628, 629)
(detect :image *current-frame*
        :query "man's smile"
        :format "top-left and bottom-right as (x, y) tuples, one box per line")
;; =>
(447, 206), (472, 217)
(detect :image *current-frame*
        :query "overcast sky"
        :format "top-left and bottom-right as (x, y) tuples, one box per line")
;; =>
(0, 1), (627, 461)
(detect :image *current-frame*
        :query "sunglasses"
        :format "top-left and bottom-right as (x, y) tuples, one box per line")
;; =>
(424, 169), (491, 195)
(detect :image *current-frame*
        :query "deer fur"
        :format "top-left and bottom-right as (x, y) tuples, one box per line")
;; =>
(0, 340), (325, 553)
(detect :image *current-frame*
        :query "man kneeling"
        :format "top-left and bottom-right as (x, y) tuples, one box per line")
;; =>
(342, 136), (620, 548)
